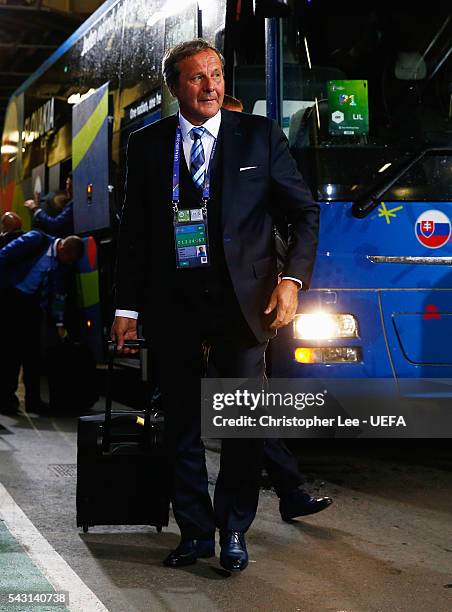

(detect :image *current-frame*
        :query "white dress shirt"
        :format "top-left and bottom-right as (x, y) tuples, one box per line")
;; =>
(179, 110), (221, 172)
(115, 110), (301, 321)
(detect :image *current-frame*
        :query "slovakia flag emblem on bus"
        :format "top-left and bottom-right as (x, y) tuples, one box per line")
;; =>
(415, 210), (451, 249)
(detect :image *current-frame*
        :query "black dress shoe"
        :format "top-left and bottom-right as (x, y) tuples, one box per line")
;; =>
(219, 530), (248, 572)
(280, 488), (333, 521)
(163, 538), (215, 567)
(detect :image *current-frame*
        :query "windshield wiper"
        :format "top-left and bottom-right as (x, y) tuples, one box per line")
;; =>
(352, 148), (452, 218)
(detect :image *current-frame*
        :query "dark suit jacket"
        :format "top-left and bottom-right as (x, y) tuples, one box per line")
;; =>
(116, 109), (319, 342)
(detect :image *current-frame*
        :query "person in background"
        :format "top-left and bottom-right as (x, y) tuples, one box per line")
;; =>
(221, 93), (333, 521)
(0, 212), (23, 249)
(24, 173), (74, 237)
(0, 212), (24, 413)
(222, 93), (244, 112)
(0, 231), (84, 415)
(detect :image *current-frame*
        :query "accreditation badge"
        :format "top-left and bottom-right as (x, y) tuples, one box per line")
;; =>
(173, 208), (210, 269)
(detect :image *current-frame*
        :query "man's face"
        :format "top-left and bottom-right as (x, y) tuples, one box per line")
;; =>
(171, 49), (224, 125)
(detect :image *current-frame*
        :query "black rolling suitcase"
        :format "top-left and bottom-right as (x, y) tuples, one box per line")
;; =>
(76, 340), (169, 533)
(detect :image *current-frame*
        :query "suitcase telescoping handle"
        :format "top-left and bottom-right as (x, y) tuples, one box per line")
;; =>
(103, 339), (149, 453)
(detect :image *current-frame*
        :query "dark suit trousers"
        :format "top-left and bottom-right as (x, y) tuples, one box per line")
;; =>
(150, 297), (267, 539)
(263, 439), (304, 498)
(1, 288), (41, 404)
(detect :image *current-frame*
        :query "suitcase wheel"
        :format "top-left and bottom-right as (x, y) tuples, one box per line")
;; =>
(83, 524), (89, 533)
(156, 525), (162, 533)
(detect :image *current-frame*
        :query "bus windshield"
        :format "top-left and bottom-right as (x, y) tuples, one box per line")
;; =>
(283, 2), (452, 202)
(234, 1), (451, 202)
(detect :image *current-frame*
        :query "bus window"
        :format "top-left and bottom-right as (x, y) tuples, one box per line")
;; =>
(231, 0), (265, 112)
(281, 1), (451, 202)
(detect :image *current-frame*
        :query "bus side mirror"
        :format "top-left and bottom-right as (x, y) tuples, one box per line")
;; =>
(253, 0), (291, 18)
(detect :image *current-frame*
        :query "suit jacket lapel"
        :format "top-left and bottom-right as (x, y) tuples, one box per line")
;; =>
(154, 114), (178, 190)
(220, 109), (241, 231)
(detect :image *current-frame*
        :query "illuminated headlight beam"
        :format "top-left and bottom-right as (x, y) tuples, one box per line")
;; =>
(293, 312), (358, 340)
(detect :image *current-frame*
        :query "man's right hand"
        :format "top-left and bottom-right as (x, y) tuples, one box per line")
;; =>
(110, 316), (138, 353)
(24, 199), (39, 213)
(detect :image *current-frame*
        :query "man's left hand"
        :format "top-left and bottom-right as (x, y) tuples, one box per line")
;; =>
(264, 279), (299, 330)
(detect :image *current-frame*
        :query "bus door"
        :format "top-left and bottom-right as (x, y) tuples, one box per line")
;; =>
(0, 93), (24, 216)
(71, 82), (111, 359)
(358, 162), (452, 395)
(72, 81), (111, 233)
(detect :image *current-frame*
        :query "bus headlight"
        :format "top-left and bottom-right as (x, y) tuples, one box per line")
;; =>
(293, 313), (358, 340)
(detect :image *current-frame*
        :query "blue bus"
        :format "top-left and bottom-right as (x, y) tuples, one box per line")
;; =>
(1, 0), (451, 413)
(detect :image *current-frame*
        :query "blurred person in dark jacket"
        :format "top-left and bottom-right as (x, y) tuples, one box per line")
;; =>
(24, 173), (74, 237)
(0, 231), (83, 414)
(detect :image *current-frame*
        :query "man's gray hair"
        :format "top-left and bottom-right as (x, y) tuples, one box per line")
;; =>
(162, 39), (224, 89)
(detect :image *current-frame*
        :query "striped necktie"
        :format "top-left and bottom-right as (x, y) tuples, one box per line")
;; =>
(190, 126), (206, 190)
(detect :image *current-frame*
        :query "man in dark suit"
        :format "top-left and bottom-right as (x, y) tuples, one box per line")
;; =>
(0, 231), (84, 414)
(111, 39), (319, 572)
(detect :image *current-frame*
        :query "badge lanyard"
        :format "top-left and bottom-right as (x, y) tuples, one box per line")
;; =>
(171, 125), (217, 269)
(172, 125), (217, 214)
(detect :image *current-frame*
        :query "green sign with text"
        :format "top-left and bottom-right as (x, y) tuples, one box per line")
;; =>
(327, 80), (369, 136)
